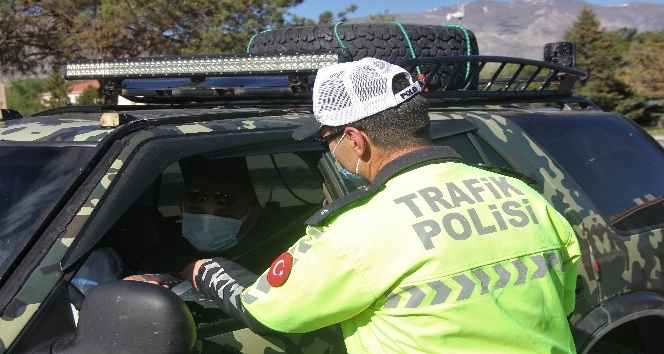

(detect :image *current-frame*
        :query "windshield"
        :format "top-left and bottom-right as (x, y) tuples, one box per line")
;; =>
(0, 146), (94, 277)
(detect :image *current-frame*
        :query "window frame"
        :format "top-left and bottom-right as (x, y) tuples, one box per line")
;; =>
(61, 127), (325, 271)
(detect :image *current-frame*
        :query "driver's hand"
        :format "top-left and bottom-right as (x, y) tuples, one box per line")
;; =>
(183, 259), (210, 291)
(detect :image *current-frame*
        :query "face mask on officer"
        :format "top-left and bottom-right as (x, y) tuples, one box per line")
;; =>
(330, 132), (366, 183)
(180, 179), (257, 253)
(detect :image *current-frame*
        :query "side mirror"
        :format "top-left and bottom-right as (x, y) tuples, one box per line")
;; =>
(52, 280), (197, 354)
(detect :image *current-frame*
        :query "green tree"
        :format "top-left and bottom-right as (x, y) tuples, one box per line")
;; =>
(623, 38), (664, 126)
(6, 76), (47, 115)
(0, 0), (307, 74)
(564, 7), (641, 118)
(291, 5), (358, 25)
(611, 27), (638, 56)
(368, 11), (396, 24)
(45, 72), (70, 108)
(622, 34), (664, 99)
(77, 85), (101, 105)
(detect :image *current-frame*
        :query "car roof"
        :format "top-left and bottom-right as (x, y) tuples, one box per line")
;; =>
(0, 113), (113, 143)
(0, 105), (316, 144)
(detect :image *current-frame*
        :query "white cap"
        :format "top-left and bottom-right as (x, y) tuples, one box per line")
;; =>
(292, 57), (421, 140)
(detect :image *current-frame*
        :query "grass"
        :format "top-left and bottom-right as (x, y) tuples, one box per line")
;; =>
(645, 127), (664, 137)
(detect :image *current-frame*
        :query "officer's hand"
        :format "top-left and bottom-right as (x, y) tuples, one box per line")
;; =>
(183, 259), (210, 291)
(124, 273), (182, 288)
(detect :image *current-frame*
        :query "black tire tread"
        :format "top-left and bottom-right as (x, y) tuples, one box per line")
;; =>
(248, 24), (480, 90)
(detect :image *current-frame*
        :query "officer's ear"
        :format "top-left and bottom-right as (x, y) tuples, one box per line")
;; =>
(344, 126), (369, 157)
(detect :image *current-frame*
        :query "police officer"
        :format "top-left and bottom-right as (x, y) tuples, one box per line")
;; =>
(184, 57), (581, 353)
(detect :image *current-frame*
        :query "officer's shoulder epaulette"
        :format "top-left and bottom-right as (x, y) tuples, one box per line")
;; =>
(304, 184), (383, 226)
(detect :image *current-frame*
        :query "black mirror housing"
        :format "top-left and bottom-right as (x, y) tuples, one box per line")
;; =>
(52, 280), (197, 354)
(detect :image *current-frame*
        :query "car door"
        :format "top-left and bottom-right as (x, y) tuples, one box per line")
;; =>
(3, 114), (350, 354)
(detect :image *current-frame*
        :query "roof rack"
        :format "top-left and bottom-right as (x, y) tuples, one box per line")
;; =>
(62, 43), (587, 104)
(398, 55), (588, 101)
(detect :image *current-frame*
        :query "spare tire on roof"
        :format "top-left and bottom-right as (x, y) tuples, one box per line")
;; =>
(247, 23), (480, 90)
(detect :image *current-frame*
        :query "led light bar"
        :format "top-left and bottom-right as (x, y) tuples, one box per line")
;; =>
(64, 51), (343, 80)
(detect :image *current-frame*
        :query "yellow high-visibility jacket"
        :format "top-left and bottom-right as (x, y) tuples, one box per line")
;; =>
(242, 146), (580, 354)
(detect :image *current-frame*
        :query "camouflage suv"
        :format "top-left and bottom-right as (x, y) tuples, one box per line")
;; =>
(1, 24), (664, 354)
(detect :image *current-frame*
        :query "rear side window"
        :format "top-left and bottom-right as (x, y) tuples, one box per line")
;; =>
(512, 114), (664, 232)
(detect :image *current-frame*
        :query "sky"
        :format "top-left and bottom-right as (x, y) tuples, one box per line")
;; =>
(290, 0), (664, 20)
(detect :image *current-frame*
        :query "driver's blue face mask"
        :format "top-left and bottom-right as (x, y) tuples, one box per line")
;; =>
(181, 212), (249, 253)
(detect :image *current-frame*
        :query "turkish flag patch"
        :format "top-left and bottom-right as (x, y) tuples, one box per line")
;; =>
(267, 252), (293, 287)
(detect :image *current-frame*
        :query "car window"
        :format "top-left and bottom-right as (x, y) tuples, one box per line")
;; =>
(76, 149), (324, 290)
(511, 114), (664, 232)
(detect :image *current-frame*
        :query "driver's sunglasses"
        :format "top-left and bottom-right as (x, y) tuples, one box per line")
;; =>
(185, 187), (238, 206)
(316, 129), (344, 148)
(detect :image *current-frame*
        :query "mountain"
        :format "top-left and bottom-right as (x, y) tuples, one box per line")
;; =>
(352, 0), (664, 59)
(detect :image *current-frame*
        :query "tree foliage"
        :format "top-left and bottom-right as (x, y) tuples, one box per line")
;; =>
(564, 8), (626, 110)
(1, 0), (362, 107)
(0, 0), (306, 73)
(290, 5), (358, 26)
(622, 40), (664, 99)
(77, 85), (100, 105)
(6, 76), (46, 114)
(44, 73), (70, 108)
(367, 11), (396, 24)
(563, 7), (643, 119)
(563, 7), (664, 123)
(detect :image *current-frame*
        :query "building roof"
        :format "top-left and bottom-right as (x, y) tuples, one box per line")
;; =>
(69, 80), (100, 93)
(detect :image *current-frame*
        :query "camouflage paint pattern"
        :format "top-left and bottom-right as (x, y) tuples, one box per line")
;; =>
(0, 109), (345, 353)
(430, 109), (664, 332)
(0, 116), (113, 142)
(441, 110), (602, 320)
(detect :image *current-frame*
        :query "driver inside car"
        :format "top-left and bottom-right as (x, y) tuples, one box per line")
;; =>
(74, 156), (266, 293)
(132, 158), (263, 277)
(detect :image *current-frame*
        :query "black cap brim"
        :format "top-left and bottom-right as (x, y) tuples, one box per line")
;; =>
(292, 118), (323, 140)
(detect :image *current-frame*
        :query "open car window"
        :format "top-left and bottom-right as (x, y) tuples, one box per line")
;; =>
(74, 149), (325, 321)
